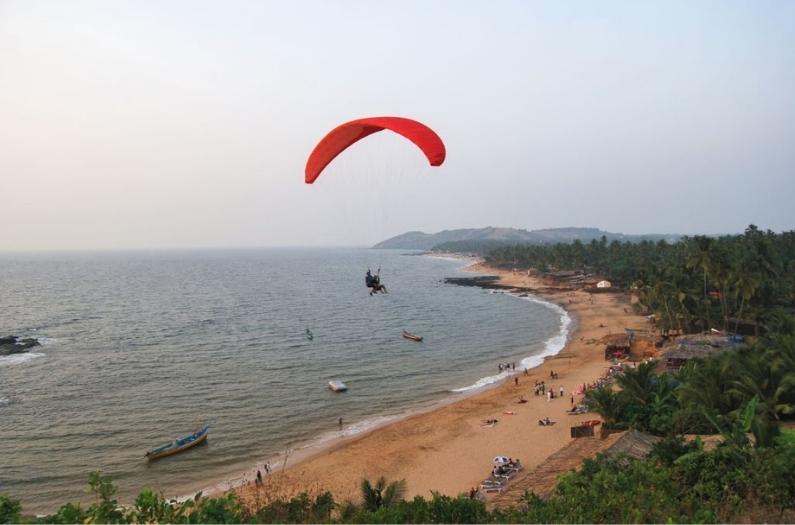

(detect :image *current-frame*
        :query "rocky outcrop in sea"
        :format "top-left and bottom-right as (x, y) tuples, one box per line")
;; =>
(0, 335), (41, 356)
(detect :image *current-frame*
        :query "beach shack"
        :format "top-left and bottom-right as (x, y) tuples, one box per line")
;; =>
(571, 420), (601, 438)
(604, 334), (631, 360)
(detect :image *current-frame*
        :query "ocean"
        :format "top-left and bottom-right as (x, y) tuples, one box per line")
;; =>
(0, 248), (569, 512)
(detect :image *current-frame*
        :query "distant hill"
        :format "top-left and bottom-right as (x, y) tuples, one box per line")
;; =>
(373, 227), (681, 251)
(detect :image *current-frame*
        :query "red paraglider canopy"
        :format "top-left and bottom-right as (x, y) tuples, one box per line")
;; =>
(305, 116), (446, 184)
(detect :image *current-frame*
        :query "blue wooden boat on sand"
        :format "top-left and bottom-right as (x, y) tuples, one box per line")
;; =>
(145, 424), (209, 460)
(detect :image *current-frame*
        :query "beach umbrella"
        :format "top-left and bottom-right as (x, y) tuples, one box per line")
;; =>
(493, 455), (510, 465)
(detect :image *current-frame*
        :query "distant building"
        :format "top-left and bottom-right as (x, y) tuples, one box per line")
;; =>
(663, 334), (741, 370)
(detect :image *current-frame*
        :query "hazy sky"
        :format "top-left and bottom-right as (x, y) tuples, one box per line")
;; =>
(1, 1), (793, 250)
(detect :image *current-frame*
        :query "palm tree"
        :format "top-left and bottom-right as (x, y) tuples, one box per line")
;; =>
(585, 386), (627, 430)
(732, 265), (761, 334)
(726, 342), (795, 446)
(361, 477), (407, 512)
(677, 354), (736, 417)
(615, 361), (658, 406)
(686, 236), (715, 330)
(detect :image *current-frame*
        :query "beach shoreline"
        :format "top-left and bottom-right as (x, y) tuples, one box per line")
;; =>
(220, 262), (648, 509)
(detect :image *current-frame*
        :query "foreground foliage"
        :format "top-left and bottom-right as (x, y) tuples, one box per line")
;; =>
(3, 428), (795, 524)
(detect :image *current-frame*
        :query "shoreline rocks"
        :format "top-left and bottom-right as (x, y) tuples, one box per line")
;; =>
(0, 335), (41, 356)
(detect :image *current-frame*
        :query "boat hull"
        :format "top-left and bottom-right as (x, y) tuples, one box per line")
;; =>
(146, 426), (209, 460)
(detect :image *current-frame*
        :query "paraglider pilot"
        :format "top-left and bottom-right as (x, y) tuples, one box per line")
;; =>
(366, 268), (387, 295)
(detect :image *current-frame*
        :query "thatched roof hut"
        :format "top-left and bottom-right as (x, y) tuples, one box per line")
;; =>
(603, 430), (662, 460)
(604, 333), (631, 359)
(663, 334), (740, 370)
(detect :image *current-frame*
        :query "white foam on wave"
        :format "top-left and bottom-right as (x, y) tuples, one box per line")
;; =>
(36, 337), (58, 346)
(0, 352), (45, 367)
(0, 397), (10, 406)
(517, 295), (572, 370)
(450, 293), (572, 393)
(450, 369), (515, 393)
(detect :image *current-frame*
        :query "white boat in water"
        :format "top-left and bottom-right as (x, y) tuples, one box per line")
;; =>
(328, 380), (347, 392)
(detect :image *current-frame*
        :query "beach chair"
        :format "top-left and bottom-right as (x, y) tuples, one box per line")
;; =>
(479, 483), (503, 493)
(482, 475), (508, 486)
(480, 477), (506, 493)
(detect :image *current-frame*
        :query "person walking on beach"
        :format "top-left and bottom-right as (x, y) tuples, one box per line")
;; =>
(514, 377), (519, 387)
(570, 394), (575, 407)
(547, 390), (552, 402)
(265, 462), (271, 474)
(559, 386), (564, 397)
(338, 417), (343, 429)
(256, 469), (263, 486)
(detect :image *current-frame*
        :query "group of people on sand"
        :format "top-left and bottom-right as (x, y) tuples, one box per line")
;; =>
(532, 380), (564, 400)
(497, 362), (516, 372)
(491, 459), (521, 477)
(254, 462), (272, 487)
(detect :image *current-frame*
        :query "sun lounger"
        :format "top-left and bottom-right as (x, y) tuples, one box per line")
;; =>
(480, 478), (507, 491)
(479, 483), (503, 493)
(482, 475), (508, 485)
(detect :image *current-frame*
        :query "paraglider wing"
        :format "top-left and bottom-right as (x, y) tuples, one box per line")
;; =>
(305, 116), (446, 184)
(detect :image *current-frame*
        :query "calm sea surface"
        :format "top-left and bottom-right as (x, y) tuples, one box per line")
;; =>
(0, 248), (566, 512)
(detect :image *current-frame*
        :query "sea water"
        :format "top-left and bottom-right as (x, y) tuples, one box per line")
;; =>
(0, 248), (567, 512)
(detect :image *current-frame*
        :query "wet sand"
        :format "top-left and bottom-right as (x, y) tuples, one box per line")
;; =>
(230, 264), (647, 508)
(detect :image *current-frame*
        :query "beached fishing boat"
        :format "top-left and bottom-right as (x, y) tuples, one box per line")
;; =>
(328, 380), (347, 392)
(402, 330), (423, 342)
(145, 424), (209, 460)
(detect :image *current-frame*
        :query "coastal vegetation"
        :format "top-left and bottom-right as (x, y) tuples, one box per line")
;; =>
(486, 225), (795, 333)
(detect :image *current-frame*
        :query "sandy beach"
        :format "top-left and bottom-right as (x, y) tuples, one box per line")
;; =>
(231, 263), (648, 508)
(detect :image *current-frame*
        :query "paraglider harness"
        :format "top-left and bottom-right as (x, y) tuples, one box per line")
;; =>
(366, 268), (387, 295)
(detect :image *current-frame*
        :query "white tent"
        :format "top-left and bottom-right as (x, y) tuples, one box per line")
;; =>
(596, 280), (612, 288)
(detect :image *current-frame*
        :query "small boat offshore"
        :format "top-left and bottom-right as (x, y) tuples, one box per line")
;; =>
(145, 424), (209, 460)
(328, 380), (348, 392)
(402, 330), (423, 342)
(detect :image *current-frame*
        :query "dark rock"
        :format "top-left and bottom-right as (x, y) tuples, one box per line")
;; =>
(444, 276), (519, 291)
(0, 335), (41, 356)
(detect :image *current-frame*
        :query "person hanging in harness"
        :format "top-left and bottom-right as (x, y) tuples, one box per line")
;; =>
(365, 268), (387, 295)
